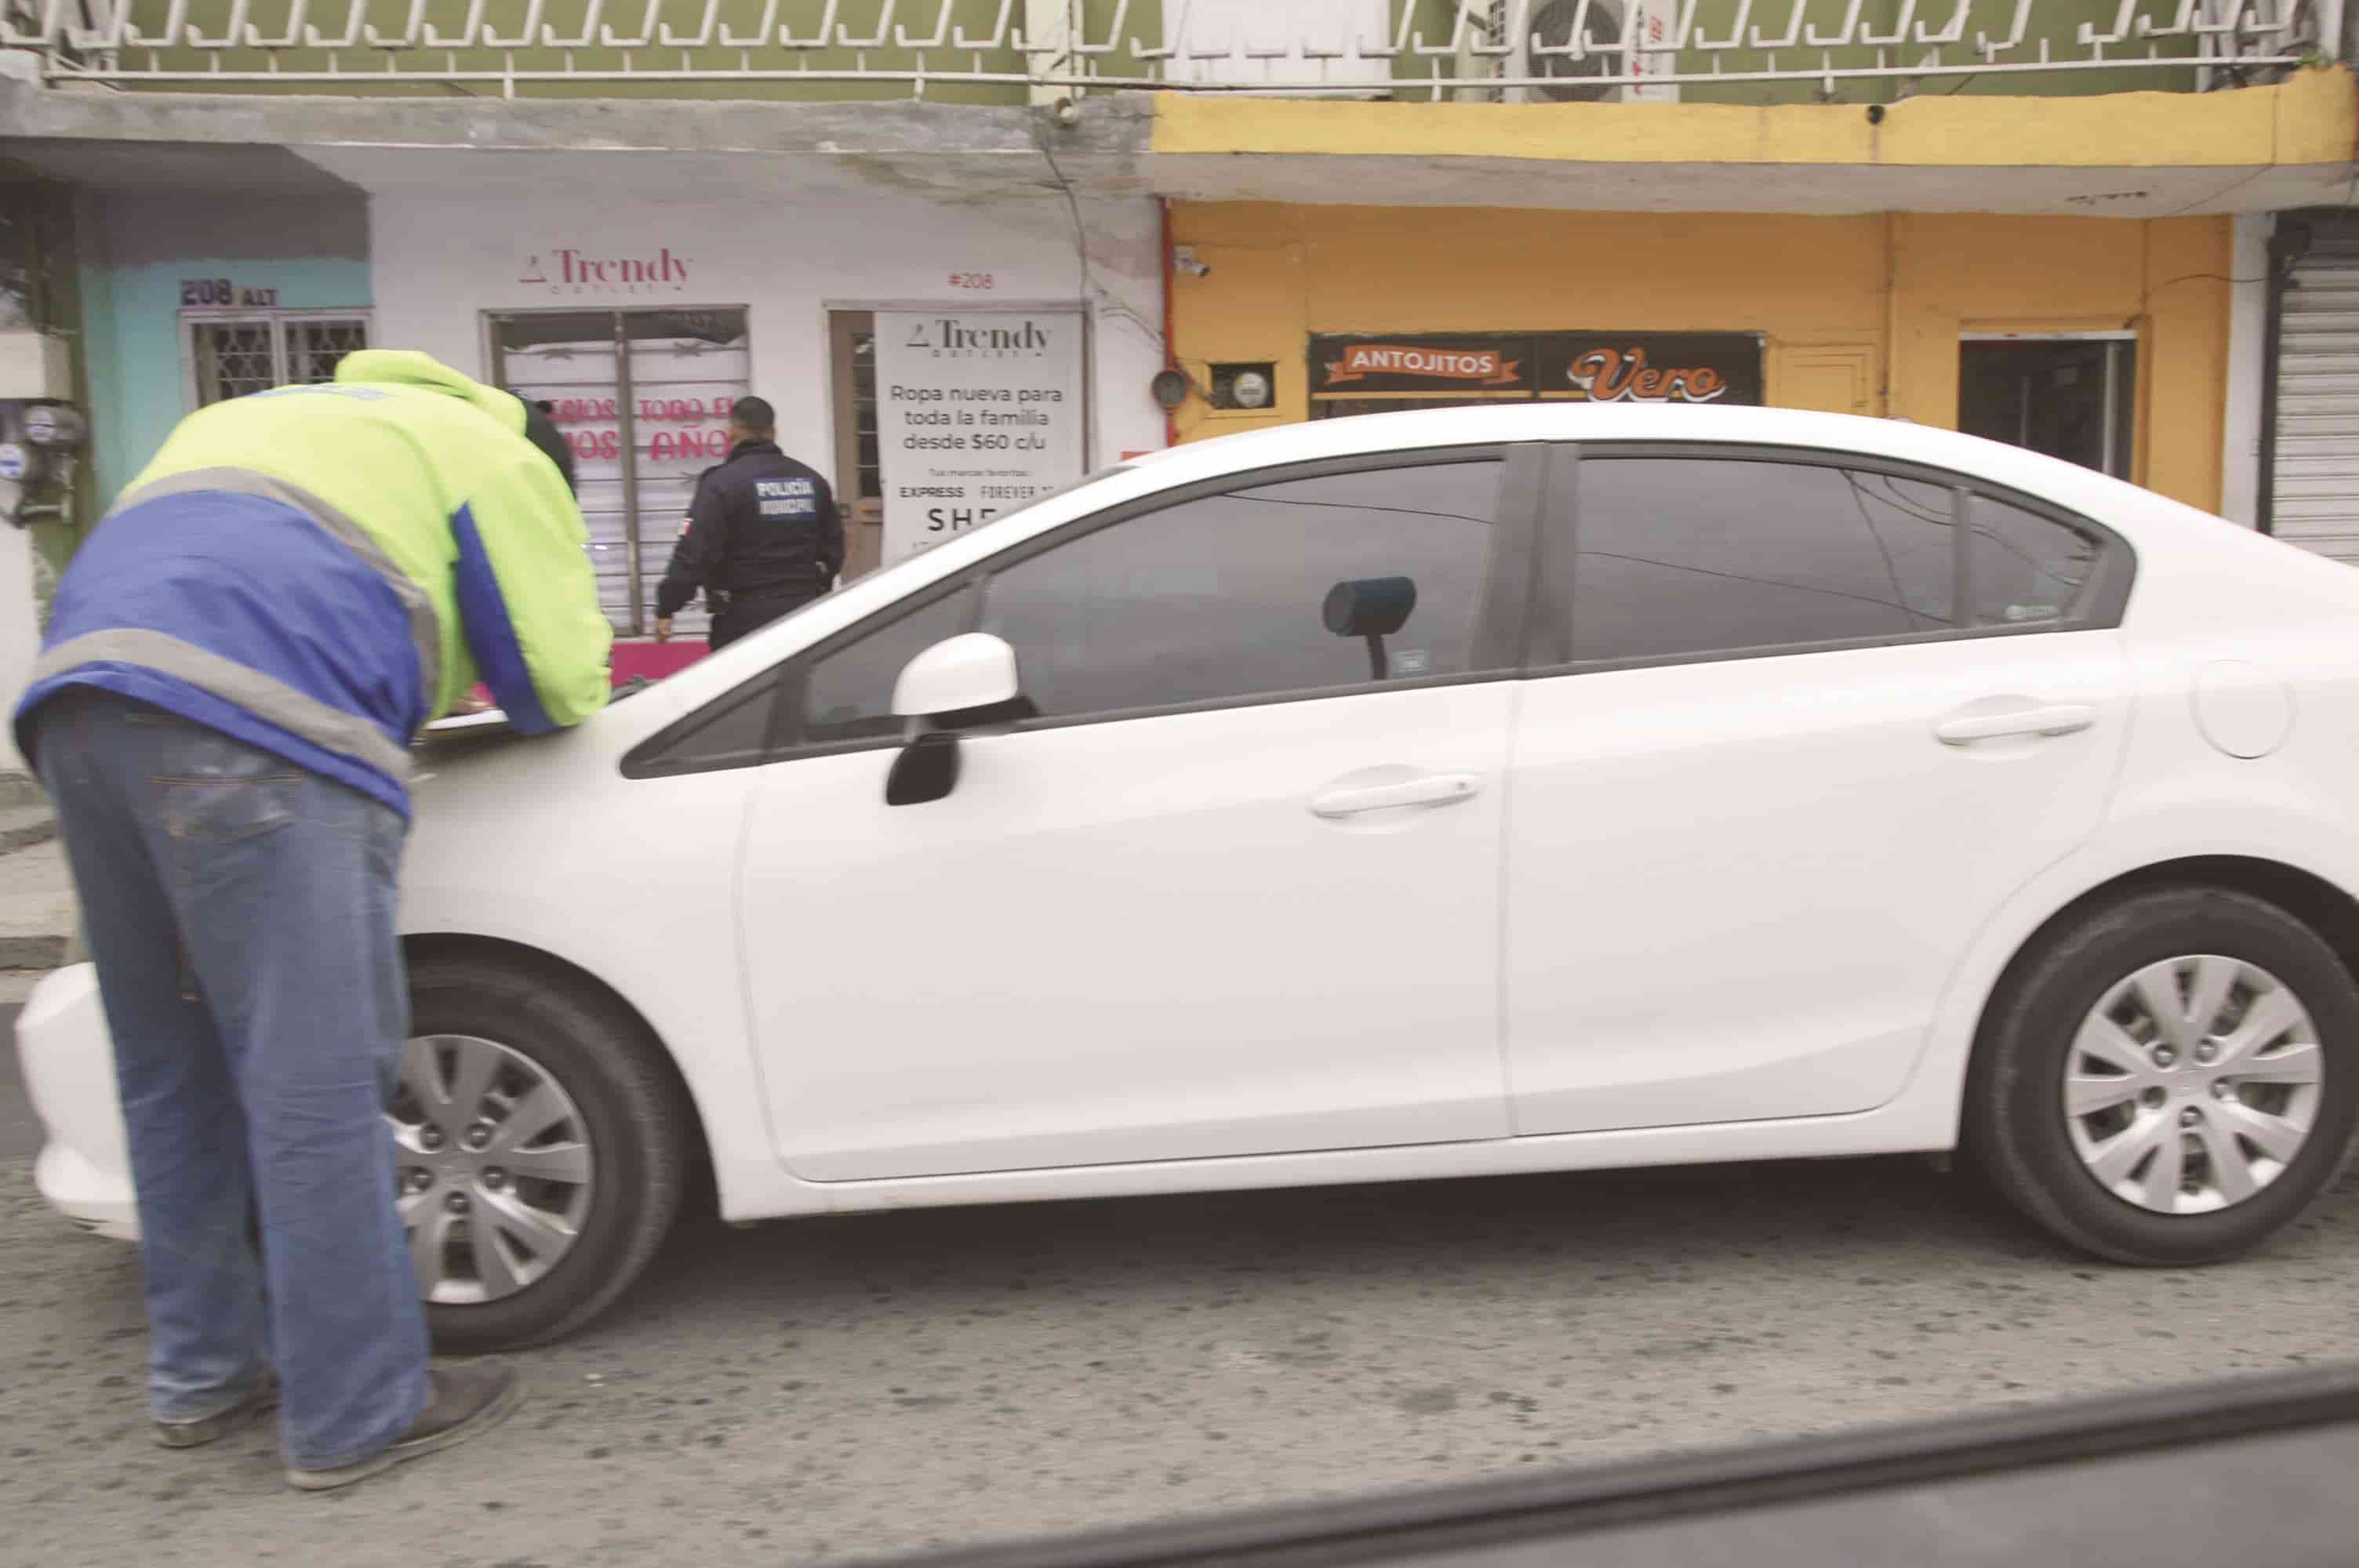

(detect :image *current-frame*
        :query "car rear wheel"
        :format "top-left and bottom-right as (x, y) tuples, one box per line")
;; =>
(1965, 886), (2359, 1265)
(390, 954), (689, 1352)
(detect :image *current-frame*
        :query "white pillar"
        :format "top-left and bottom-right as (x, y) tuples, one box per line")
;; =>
(0, 524), (42, 770)
(1026, 0), (1077, 106)
(2219, 212), (2273, 528)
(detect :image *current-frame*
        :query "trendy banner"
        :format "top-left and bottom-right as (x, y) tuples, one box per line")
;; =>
(875, 310), (1086, 568)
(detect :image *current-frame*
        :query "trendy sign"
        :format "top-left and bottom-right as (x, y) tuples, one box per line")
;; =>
(517, 247), (693, 297)
(874, 310), (1085, 567)
(1310, 332), (1763, 405)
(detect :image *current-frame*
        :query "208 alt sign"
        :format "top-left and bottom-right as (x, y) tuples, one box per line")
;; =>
(876, 310), (1084, 567)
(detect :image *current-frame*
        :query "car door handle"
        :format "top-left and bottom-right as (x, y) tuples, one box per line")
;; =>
(1934, 703), (2098, 746)
(1309, 773), (1483, 818)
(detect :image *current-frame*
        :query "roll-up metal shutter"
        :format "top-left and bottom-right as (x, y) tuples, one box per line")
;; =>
(2269, 217), (2359, 563)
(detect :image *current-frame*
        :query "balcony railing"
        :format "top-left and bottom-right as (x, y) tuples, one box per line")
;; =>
(0, 0), (2327, 100)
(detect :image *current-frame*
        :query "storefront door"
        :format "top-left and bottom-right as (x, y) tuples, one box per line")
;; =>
(1958, 335), (2136, 480)
(489, 307), (751, 638)
(828, 311), (885, 582)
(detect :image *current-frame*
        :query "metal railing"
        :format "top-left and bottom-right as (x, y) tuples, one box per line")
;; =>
(0, 0), (2327, 99)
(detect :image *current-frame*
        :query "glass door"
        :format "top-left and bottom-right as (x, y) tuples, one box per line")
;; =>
(490, 307), (751, 637)
(1959, 336), (2137, 480)
(829, 310), (885, 582)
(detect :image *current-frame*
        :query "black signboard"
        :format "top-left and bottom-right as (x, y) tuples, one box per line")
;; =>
(1310, 332), (1762, 405)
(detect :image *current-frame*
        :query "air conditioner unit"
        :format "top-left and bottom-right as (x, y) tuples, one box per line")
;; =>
(1453, 0), (1679, 104)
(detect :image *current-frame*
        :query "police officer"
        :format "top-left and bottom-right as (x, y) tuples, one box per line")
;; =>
(653, 395), (843, 649)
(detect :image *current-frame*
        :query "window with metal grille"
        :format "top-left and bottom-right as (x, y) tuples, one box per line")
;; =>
(286, 318), (369, 386)
(183, 312), (372, 409)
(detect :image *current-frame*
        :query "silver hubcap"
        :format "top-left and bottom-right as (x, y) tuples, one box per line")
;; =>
(2064, 955), (2324, 1214)
(389, 1034), (594, 1304)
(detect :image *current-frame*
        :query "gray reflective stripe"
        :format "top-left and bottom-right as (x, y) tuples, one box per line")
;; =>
(33, 630), (413, 784)
(115, 467), (444, 710)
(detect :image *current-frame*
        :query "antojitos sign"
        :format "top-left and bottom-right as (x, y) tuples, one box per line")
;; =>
(1324, 343), (1523, 387)
(1310, 332), (1763, 405)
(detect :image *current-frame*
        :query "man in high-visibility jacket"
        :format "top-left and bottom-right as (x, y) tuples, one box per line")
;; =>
(12, 350), (612, 1492)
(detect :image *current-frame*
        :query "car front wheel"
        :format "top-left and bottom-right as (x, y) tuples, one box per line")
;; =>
(1967, 886), (2359, 1266)
(390, 954), (689, 1352)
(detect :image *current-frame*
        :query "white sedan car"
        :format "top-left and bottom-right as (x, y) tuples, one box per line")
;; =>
(20, 404), (2359, 1349)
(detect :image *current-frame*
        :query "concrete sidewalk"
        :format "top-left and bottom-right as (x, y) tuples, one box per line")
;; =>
(0, 837), (75, 970)
(0, 764), (68, 971)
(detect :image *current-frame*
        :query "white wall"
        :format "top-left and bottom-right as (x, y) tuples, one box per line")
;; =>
(364, 176), (1169, 488)
(0, 525), (39, 769)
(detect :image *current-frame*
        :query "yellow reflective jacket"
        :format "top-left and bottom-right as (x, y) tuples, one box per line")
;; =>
(17, 350), (612, 814)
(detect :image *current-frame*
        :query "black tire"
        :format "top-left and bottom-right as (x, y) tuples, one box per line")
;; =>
(405, 953), (689, 1352)
(1965, 885), (2359, 1266)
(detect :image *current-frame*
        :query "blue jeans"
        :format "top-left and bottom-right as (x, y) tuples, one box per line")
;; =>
(33, 687), (430, 1469)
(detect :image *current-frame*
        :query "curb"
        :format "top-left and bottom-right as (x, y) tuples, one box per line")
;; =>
(0, 934), (68, 969)
(0, 816), (56, 857)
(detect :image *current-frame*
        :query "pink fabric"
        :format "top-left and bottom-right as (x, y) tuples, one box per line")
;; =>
(609, 639), (710, 684)
(462, 638), (707, 708)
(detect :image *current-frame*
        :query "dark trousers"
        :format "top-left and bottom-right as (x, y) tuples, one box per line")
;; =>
(710, 586), (821, 650)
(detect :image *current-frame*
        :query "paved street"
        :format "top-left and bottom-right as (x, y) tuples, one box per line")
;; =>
(5, 1081), (2358, 1568)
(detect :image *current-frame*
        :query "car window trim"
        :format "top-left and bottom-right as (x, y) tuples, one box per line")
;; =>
(774, 442), (1543, 758)
(624, 443), (1543, 776)
(1523, 440), (2135, 679)
(775, 579), (983, 755)
(619, 579), (985, 780)
(617, 662), (794, 781)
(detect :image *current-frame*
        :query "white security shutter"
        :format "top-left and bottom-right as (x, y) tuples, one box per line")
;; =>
(2271, 256), (2359, 565)
(492, 309), (751, 640)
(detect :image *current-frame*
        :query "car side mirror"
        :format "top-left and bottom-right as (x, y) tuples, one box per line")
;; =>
(892, 633), (1020, 720)
(885, 633), (1028, 808)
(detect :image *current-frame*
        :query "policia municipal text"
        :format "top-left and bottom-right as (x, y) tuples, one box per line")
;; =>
(653, 396), (845, 649)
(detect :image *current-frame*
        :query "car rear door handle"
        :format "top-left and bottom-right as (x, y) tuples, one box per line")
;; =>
(1309, 773), (1482, 818)
(1934, 703), (2098, 746)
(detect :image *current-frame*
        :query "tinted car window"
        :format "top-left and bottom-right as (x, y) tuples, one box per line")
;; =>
(1560, 458), (1959, 664)
(626, 672), (783, 775)
(797, 590), (972, 746)
(1968, 492), (2101, 628)
(1849, 470), (1958, 627)
(977, 460), (1503, 719)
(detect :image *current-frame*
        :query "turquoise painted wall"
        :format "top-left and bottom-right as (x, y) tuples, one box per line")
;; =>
(78, 256), (372, 505)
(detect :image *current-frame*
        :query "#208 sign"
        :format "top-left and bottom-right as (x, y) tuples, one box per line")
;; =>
(874, 310), (1085, 567)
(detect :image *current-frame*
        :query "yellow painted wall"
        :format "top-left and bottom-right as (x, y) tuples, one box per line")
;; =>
(1169, 205), (2235, 512)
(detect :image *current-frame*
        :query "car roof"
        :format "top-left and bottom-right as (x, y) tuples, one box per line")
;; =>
(627, 401), (2349, 725)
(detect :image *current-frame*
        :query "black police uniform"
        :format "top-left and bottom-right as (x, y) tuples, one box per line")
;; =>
(654, 438), (845, 649)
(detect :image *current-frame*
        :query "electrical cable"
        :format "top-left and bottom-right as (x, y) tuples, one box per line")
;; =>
(1029, 105), (1169, 355)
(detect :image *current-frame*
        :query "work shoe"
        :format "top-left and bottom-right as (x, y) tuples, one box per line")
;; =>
(285, 1360), (522, 1493)
(152, 1374), (281, 1449)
